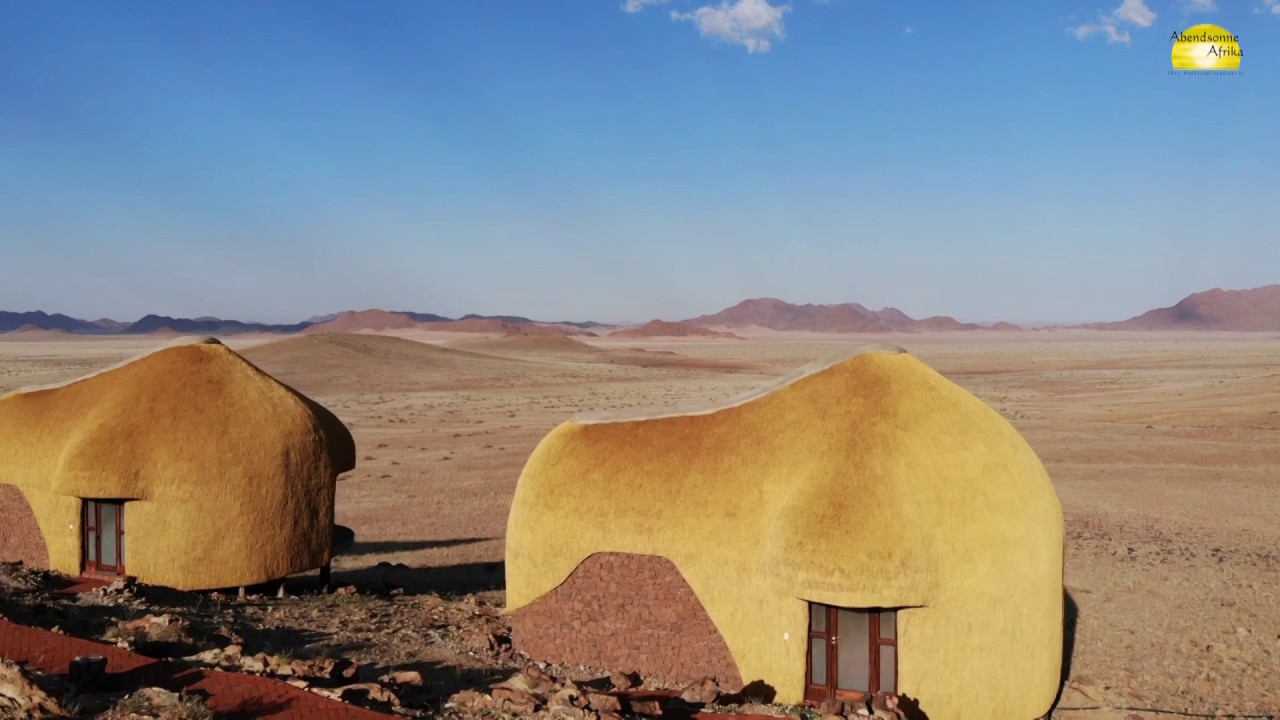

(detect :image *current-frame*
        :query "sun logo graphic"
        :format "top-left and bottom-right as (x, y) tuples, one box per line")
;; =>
(1170, 24), (1241, 71)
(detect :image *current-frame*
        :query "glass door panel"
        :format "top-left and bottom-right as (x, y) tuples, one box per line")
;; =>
(836, 609), (871, 692)
(99, 503), (118, 568)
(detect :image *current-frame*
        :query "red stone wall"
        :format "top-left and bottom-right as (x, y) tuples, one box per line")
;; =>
(510, 552), (743, 689)
(0, 484), (50, 569)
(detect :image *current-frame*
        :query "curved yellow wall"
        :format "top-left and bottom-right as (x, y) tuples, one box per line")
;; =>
(507, 350), (1063, 719)
(0, 342), (351, 590)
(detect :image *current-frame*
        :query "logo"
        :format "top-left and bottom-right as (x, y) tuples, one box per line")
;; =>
(1170, 24), (1241, 73)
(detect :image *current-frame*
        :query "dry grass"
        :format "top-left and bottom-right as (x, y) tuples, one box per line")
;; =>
(2, 329), (1278, 715)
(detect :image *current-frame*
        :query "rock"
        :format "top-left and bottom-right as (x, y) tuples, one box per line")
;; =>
(337, 682), (400, 707)
(133, 687), (180, 708)
(335, 585), (359, 596)
(679, 676), (720, 704)
(629, 698), (664, 715)
(549, 685), (582, 709)
(188, 648), (222, 664)
(0, 659), (66, 718)
(381, 669), (424, 687)
(609, 670), (635, 691)
(870, 692), (906, 720)
(492, 687), (539, 715)
(817, 698), (844, 715)
(286, 678), (310, 689)
(587, 692), (622, 713)
(103, 577), (137, 595)
(547, 708), (595, 720)
(501, 666), (556, 694)
(239, 656), (266, 674)
(446, 690), (491, 710)
(309, 686), (340, 700)
(598, 711), (625, 720)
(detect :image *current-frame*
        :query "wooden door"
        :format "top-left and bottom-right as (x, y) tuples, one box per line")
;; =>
(82, 500), (125, 576)
(805, 603), (898, 703)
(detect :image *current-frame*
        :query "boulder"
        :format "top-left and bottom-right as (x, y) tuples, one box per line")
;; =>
(381, 669), (424, 687)
(337, 682), (400, 707)
(587, 692), (622, 713)
(0, 660), (66, 718)
(679, 676), (720, 704)
(628, 698), (664, 715)
(609, 670), (635, 691)
(492, 687), (539, 715)
(445, 690), (491, 710)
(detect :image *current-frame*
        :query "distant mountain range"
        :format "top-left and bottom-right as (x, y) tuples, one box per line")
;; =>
(683, 298), (985, 333)
(4, 285), (1277, 336)
(1091, 285), (1280, 331)
(0, 309), (609, 336)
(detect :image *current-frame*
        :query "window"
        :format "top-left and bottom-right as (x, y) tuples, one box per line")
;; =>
(805, 604), (898, 702)
(82, 500), (126, 576)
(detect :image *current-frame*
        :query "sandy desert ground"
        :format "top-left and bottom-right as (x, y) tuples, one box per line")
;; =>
(1, 329), (1277, 717)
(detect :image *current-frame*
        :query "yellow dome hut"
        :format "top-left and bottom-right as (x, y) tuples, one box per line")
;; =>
(506, 347), (1064, 719)
(0, 338), (355, 591)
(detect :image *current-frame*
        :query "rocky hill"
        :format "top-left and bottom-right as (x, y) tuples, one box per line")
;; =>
(1095, 285), (1280, 331)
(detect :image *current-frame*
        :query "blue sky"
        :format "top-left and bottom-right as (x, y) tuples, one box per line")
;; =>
(1, 0), (1276, 324)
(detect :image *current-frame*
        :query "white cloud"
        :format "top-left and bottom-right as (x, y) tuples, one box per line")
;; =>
(1069, 22), (1131, 43)
(672, 0), (792, 53)
(1068, 0), (1156, 45)
(1114, 0), (1156, 27)
(1184, 0), (1217, 12)
(622, 0), (670, 13)
(904, 26), (914, 34)
(1269, 0), (1280, 13)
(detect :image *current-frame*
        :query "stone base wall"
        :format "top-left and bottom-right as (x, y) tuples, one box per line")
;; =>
(0, 484), (50, 569)
(510, 552), (743, 689)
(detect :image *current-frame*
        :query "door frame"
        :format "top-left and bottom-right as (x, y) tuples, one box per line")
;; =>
(804, 604), (898, 703)
(82, 500), (126, 576)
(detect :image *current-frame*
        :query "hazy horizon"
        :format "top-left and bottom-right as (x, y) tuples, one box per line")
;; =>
(3, 1), (1275, 326)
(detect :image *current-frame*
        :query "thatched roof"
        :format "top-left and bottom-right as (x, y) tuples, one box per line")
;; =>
(506, 348), (1063, 716)
(0, 338), (355, 590)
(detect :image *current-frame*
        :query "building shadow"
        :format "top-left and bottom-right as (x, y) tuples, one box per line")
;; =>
(714, 679), (777, 705)
(897, 693), (930, 720)
(342, 538), (490, 557)
(333, 560), (506, 596)
(1051, 588), (1080, 712)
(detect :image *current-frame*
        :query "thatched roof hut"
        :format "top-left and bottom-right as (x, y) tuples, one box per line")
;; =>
(506, 347), (1063, 719)
(0, 338), (354, 591)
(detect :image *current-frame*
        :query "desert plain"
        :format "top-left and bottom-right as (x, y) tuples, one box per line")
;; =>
(1, 328), (1277, 717)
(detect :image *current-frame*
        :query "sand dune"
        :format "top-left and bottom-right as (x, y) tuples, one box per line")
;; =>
(452, 332), (758, 372)
(597, 347), (760, 372)
(303, 310), (426, 334)
(609, 320), (743, 339)
(0, 325), (77, 341)
(241, 333), (531, 394)
(447, 334), (606, 359)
